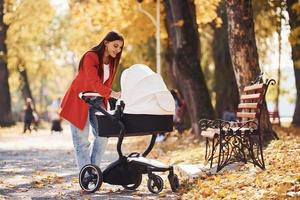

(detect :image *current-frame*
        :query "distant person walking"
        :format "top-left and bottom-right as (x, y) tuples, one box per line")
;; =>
(222, 106), (236, 121)
(32, 109), (39, 131)
(49, 98), (63, 133)
(23, 98), (34, 133)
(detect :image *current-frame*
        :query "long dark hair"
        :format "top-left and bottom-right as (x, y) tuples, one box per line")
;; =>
(78, 31), (124, 79)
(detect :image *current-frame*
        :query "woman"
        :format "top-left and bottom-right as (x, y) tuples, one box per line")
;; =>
(60, 31), (124, 171)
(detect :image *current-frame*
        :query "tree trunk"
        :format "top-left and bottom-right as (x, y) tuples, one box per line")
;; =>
(0, 1), (14, 126)
(213, 1), (239, 118)
(163, 0), (215, 136)
(165, 38), (191, 128)
(226, 0), (277, 141)
(18, 67), (34, 106)
(287, 0), (300, 127)
(274, 1), (283, 126)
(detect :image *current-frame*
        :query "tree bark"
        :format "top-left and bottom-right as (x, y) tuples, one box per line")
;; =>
(18, 67), (34, 105)
(287, 0), (300, 127)
(0, 1), (14, 126)
(163, 0), (215, 136)
(165, 38), (191, 128)
(274, 1), (283, 126)
(213, 1), (239, 118)
(226, 0), (277, 141)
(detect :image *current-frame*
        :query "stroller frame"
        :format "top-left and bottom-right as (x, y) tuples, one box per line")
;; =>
(78, 92), (179, 194)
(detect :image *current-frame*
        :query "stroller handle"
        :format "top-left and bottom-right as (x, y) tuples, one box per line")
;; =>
(79, 91), (126, 158)
(78, 92), (117, 119)
(79, 91), (118, 112)
(78, 91), (102, 99)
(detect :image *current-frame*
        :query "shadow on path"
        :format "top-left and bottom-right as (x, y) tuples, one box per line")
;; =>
(0, 130), (178, 199)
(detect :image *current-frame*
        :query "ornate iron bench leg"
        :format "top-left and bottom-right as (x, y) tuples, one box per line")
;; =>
(247, 132), (265, 170)
(216, 134), (230, 172)
(204, 138), (209, 161)
(257, 134), (265, 169)
(204, 137), (218, 169)
(210, 138), (215, 168)
(216, 144), (223, 172)
(239, 135), (248, 164)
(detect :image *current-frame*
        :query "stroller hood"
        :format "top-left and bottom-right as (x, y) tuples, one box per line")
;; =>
(120, 64), (175, 115)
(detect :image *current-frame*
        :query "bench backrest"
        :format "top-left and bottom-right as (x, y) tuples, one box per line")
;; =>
(236, 83), (266, 121)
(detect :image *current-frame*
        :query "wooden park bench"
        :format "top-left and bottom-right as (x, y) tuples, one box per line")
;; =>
(199, 76), (276, 172)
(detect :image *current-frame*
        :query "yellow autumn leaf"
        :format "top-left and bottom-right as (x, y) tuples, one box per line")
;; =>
(173, 19), (184, 27)
(229, 191), (238, 199)
(217, 188), (229, 198)
(201, 186), (215, 197)
(214, 176), (221, 184)
(276, 182), (293, 195)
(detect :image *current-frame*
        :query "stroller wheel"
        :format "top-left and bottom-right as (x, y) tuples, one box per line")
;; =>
(122, 173), (142, 190)
(147, 174), (164, 194)
(168, 174), (180, 192)
(79, 164), (103, 193)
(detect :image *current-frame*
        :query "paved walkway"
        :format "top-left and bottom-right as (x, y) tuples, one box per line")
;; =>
(0, 124), (178, 199)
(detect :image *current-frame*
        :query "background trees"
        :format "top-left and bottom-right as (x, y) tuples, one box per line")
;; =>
(0, 0), (14, 126)
(226, 0), (277, 140)
(287, 0), (300, 127)
(212, 0), (239, 118)
(163, 0), (214, 136)
(0, 0), (298, 139)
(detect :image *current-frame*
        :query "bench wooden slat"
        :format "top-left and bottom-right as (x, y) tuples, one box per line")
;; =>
(237, 112), (258, 118)
(240, 93), (262, 100)
(243, 83), (265, 92)
(238, 103), (260, 109)
(201, 128), (220, 139)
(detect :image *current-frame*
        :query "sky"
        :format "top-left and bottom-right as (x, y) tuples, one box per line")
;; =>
(262, 11), (296, 118)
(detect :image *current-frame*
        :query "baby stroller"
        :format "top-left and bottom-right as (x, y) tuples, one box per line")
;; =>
(78, 64), (180, 194)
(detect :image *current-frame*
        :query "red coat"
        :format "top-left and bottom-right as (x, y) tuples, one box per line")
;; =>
(59, 51), (117, 130)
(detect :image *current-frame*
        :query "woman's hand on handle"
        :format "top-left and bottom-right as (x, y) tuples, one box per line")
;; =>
(110, 91), (121, 99)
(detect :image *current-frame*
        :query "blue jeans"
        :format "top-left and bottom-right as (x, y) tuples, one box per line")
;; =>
(70, 105), (108, 171)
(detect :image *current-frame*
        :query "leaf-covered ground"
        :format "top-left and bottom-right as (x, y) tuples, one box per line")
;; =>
(139, 127), (300, 200)
(0, 123), (178, 199)
(1, 124), (300, 199)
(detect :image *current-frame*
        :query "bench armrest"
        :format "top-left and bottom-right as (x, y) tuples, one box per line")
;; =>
(199, 119), (231, 131)
(232, 120), (258, 132)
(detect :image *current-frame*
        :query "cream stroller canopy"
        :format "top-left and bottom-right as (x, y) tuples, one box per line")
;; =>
(120, 64), (175, 115)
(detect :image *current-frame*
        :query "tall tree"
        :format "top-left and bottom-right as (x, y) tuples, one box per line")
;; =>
(5, 0), (57, 112)
(287, 0), (300, 127)
(0, 0), (14, 126)
(163, 0), (215, 136)
(274, 0), (284, 126)
(213, 1), (239, 118)
(18, 67), (34, 102)
(226, 0), (277, 141)
(164, 37), (191, 128)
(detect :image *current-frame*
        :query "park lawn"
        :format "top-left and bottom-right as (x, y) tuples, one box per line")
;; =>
(145, 127), (300, 200)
